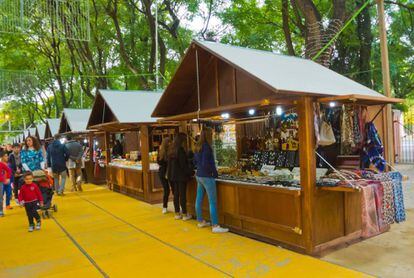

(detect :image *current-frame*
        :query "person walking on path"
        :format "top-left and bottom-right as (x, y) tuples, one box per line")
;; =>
(47, 135), (69, 195)
(65, 135), (84, 192)
(157, 137), (171, 214)
(21, 136), (44, 172)
(1, 151), (13, 210)
(194, 128), (229, 233)
(167, 133), (192, 221)
(0, 150), (12, 217)
(9, 143), (22, 204)
(18, 172), (43, 232)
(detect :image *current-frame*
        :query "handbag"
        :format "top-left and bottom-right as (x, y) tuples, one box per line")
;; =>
(318, 121), (336, 146)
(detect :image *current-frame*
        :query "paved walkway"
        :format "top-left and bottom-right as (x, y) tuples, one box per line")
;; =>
(0, 184), (365, 277)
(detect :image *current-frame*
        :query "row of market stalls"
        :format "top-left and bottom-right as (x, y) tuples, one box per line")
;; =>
(9, 40), (405, 256)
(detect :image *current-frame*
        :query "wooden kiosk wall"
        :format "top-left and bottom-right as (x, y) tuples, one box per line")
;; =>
(152, 42), (399, 255)
(104, 126), (165, 204)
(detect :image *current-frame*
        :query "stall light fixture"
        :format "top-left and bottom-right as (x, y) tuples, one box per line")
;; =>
(95, 141), (99, 146)
(83, 139), (88, 144)
(221, 113), (230, 119)
(192, 119), (198, 122)
(329, 101), (336, 108)
(248, 109), (256, 116)
(60, 138), (67, 144)
(276, 106), (283, 116)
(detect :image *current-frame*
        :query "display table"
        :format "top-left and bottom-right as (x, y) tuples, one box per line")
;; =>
(107, 163), (164, 204)
(187, 178), (362, 254)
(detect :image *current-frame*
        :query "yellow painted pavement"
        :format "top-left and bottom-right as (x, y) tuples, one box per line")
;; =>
(0, 184), (370, 277)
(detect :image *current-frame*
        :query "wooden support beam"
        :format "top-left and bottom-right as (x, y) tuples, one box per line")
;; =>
(377, 0), (394, 166)
(140, 125), (150, 202)
(297, 96), (316, 254)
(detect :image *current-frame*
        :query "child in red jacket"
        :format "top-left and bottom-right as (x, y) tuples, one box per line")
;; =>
(18, 172), (44, 232)
(0, 150), (12, 217)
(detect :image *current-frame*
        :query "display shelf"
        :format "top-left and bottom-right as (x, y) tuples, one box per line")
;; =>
(318, 186), (361, 193)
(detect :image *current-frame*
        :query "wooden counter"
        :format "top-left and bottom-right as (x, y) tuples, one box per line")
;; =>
(186, 179), (362, 255)
(107, 165), (164, 204)
(84, 160), (106, 185)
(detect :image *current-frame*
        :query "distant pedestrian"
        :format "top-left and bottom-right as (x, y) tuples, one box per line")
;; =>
(47, 135), (69, 195)
(21, 136), (44, 172)
(0, 150), (12, 217)
(9, 143), (22, 204)
(5, 144), (13, 155)
(65, 135), (83, 192)
(18, 172), (43, 232)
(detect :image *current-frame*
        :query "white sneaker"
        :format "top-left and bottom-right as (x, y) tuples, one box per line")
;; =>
(212, 226), (229, 233)
(162, 208), (168, 214)
(182, 214), (192, 221)
(174, 214), (182, 220)
(197, 221), (211, 228)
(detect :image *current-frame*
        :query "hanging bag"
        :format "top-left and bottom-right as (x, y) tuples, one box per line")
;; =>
(318, 121), (336, 146)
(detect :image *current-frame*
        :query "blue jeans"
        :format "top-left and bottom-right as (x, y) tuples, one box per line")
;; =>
(195, 176), (219, 225)
(53, 171), (67, 193)
(3, 183), (12, 206)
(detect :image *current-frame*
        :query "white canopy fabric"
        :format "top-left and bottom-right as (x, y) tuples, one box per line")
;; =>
(46, 118), (61, 137)
(29, 127), (36, 136)
(62, 108), (92, 133)
(99, 90), (163, 123)
(196, 40), (384, 98)
(36, 124), (46, 140)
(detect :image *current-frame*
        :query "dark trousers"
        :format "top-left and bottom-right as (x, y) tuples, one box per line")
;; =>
(82, 168), (88, 183)
(24, 201), (40, 226)
(159, 173), (170, 208)
(13, 176), (22, 199)
(172, 181), (187, 214)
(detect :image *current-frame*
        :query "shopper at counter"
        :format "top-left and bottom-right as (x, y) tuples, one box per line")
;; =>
(158, 138), (171, 214)
(194, 128), (229, 233)
(167, 133), (192, 221)
(112, 140), (124, 158)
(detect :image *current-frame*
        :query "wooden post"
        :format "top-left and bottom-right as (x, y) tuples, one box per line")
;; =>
(140, 125), (150, 202)
(104, 131), (111, 165)
(377, 0), (394, 166)
(297, 96), (316, 254)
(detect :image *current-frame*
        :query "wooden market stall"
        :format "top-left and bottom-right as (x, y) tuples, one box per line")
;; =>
(152, 40), (402, 255)
(59, 108), (107, 185)
(35, 124), (46, 143)
(87, 90), (178, 204)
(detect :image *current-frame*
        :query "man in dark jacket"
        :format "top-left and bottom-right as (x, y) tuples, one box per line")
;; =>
(47, 135), (69, 195)
(65, 135), (84, 192)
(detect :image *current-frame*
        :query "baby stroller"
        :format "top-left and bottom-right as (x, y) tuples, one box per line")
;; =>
(32, 170), (58, 219)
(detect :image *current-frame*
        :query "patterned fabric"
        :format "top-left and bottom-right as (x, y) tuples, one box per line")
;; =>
(381, 181), (395, 225)
(316, 178), (340, 187)
(21, 149), (44, 171)
(361, 183), (381, 238)
(353, 106), (362, 149)
(373, 172), (406, 223)
(361, 122), (386, 172)
(341, 105), (355, 155)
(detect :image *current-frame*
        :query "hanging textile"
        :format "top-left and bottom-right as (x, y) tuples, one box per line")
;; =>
(352, 106), (362, 150)
(361, 184), (381, 238)
(373, 172), (406, 223)
(341, 105), (355, 154)
(381, 181), (396, 225)
(361, 122), (386, 172)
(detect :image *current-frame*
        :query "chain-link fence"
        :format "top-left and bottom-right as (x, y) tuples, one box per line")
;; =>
(0, 0), (90, 41)
(394, 109), (414, 164)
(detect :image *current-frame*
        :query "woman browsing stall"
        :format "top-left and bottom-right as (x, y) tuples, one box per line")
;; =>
(157, 138), (172, 214)
(21, 136), (44, 172)
(194, 128), (229, 233)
